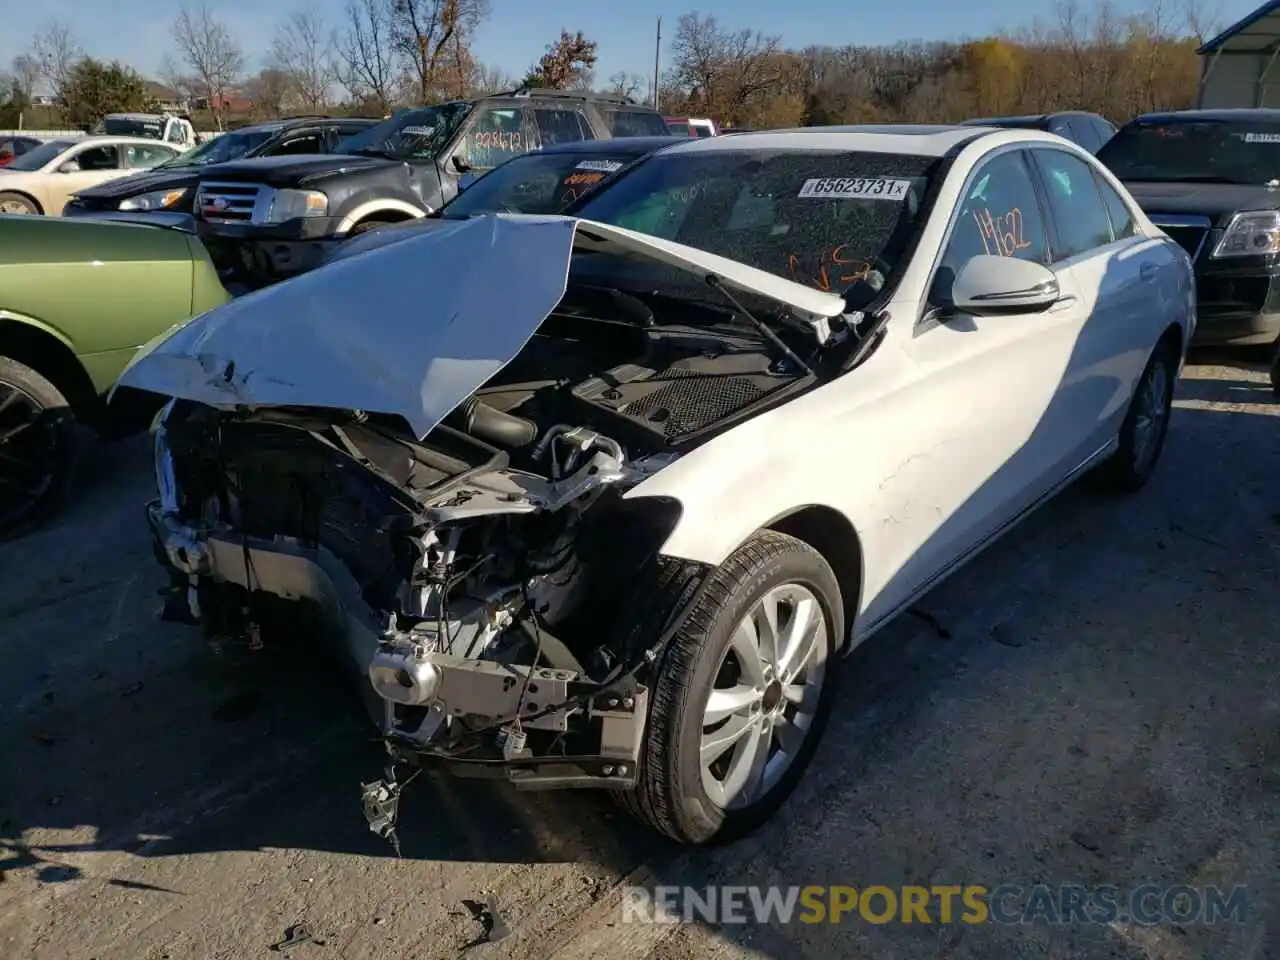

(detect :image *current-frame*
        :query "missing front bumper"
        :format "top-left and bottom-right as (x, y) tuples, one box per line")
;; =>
(145, 501), (647, 790)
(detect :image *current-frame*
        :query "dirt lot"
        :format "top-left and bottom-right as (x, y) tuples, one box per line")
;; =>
(1, 355), (1277, 960)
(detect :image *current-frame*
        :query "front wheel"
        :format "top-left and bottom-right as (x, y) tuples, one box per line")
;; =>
(620, 531), (843, 845)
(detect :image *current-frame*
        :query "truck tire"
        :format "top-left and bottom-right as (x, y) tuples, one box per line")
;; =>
(619, 530), (843, 845)
(0, 356), (76, 540)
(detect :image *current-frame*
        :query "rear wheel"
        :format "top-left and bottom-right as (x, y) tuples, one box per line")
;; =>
(0, 357), (76, 539)
(620, 531), (843, 845)
(1091, 337), (1177, 492)
(0, 192), (39, 215)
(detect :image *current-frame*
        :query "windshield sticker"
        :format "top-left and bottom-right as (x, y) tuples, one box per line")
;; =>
(1245, 132), (1280, 144)
(401, 125), (437, 136)
(972, 207), (1032, 258)
(798, 177), (911, 200)
(562, 171), (606, 187)
(787, 245), (873, 292)
(576, 159), (624, 172)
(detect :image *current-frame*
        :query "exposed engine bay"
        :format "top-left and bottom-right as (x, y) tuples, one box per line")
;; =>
(147, 281), (824, 847)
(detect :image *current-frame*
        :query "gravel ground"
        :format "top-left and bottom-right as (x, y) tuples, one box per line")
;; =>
(0, 354), (1276, 960)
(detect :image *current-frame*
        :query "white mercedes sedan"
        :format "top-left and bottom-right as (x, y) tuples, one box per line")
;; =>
(0, 135), (182, 216)
(120, 125), (1194, 847)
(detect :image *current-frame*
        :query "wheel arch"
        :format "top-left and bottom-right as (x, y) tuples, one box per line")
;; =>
(0, 315), (99, 418)
(338, 200), (427, 234)
(764, 505), (864, 650)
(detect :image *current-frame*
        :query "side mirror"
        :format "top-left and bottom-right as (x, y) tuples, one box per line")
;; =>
(451, 155), (473, 174)
(950, 255), (1060, 315)
(58, 160), (81, 173)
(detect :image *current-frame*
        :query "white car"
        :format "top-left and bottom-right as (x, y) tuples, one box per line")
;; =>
(119, 125), (1194, 846)
(0, 136), (183, 216)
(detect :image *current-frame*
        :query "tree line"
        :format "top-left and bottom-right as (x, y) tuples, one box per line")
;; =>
(0, 0), (1219, 133)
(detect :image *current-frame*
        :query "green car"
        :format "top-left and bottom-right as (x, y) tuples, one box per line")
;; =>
(0, 213), (229, 537)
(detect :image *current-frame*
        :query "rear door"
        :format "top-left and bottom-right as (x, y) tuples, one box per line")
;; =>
(1027, 145), (1169, 456)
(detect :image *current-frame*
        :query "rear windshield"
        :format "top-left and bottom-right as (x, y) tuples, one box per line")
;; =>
(571, 148), (939, 305)
(99, 117), (164, 139)
(601, 108), (670, 138)
(1098, 119), (1280, 185)
(442, 151), (636, 218)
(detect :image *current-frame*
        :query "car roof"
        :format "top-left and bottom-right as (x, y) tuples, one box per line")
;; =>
(1131, 107), (1280, 124)
(73, 135), (185, 147)
(538, 136), (689, 156)
(231, 116), (381, 135)
(656, 124), (1000, 158)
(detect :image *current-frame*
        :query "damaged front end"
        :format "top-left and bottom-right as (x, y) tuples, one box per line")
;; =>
(127, 213), (847, 846)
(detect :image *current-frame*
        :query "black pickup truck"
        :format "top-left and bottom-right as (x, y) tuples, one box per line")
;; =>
(1097, 109), (1280, 347)
(187, 88), (669, 288)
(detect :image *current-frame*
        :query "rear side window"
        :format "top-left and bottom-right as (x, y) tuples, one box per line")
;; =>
(534, 107), (593, 146)
(272, 132), (325, 156)
(1092, 171), (1137, 239)
(124, 143), (175, 169)
(601, 108), (670, 137)
(1031, 149), (1115, 260)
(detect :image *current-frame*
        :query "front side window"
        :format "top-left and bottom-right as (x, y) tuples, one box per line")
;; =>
(573, 149), (939, 304)
(1098, 119), (1280, 185)
(73, 145), (121, 171)
(1031, 149), (1114, 260)
(936, 150), (1050, 301)
(272, 133), (324, 156)
(442, 151), (634, 219)
(455, 106), (530, 170)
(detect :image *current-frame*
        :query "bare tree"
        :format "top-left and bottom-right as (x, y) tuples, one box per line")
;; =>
(271, 8), (335, 111)
(10, 55), (41, 101)
(606, 71), (646, 100)
(334, 0), (399, 113)
(390, 0), (490, 102)
(524, 30), (597, 89)
(470, 61), (514, 96)
(243, 67), (292, 118)
(171, 1), (245, 129)
(30, 19), (82, 98)
(668, 13), (785, 122)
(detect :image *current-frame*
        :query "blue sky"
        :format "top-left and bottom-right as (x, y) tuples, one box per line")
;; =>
(0, 0), (1261, 88)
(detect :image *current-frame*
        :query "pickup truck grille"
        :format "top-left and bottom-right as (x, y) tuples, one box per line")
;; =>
(1150, 215), (1212, 263)
(196, 181), (267, 223)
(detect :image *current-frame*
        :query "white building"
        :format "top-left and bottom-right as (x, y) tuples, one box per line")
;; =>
(1198, 1), (1280, 107)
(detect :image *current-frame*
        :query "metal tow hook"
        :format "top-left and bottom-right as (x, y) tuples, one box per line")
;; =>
(360, 762), (414, 857)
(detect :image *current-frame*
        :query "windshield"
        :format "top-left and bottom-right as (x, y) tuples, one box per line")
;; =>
(570, 149), (938, 301)
(3, 139), (74, 172)
(99, 117), (164, 139)
(156, 129), (275, 168)
(443, 151), (637, 219)
(336, 103), (472, 161)
(1098, 119), (1280, 184)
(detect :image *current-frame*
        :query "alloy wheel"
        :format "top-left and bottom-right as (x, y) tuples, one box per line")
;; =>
(699, 582), (830, 810)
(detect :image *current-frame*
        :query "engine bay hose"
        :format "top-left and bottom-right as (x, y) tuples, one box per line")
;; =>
(455, 398), (538, 448)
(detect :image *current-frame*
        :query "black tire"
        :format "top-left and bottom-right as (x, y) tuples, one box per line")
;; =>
(0, 192), (40, 215)
(1270, 337), (1280, 398)
(349, 219), (393, 236)
(0, 356), (76, 540)
(1091, 336), (1178, 493)
(619, 530), (843, 845)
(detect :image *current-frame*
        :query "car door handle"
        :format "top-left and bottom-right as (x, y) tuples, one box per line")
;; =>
(1140, 262), (1160, 282)
(1049, 295), (1078, 313)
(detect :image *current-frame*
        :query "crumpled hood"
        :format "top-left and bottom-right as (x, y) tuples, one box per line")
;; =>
(116, 213), (846, 439)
